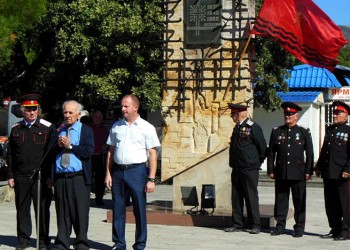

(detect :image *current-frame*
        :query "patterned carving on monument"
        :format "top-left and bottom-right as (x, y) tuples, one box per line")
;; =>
(159, 0), (255, 180)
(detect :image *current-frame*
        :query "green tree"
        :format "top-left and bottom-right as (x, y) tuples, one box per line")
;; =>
(338, 45), (350, 68)
(0, 0), (163, 121)
(0, 0), (46, 67)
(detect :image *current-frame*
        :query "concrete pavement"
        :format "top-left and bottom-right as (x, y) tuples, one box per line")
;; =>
(0, 183), (349, 250)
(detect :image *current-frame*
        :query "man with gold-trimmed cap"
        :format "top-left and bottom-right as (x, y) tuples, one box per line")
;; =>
(224, 103), (267, 234)
(267, 101), (313, 238)
(316, 100), (350, 240)
(7, 94), (55, 250)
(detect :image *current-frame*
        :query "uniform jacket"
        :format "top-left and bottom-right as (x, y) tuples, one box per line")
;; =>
(7, 118), (55, 181)
(315, 122), (350, 179)
(53, 124), (94, 185)
(267, 124), (314, 180)
(229, 118), (267, 170)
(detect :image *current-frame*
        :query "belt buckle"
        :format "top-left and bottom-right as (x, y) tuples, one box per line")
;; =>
(120, 164), (128, 170)
(64, 173), (72, 178)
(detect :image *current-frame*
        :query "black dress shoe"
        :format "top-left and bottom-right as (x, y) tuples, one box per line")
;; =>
(15, 244), (30, 250)
(96, 199), (105, 206)
(320, 232), (337, 239)
(292, 231), (303, 238)
(270, 229), (285, 236)
(249, 228), (260, 234)
(334, 235), (349, 241)
(224, 227), (243, 232)
(110, 245), (124, 250)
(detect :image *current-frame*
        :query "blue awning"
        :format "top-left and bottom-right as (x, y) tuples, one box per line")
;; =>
(278, 91), (322, 103)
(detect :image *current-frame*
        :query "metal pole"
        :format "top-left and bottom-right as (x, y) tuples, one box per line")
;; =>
(36, 169), (41, 250)
(223, 34), (253, 100)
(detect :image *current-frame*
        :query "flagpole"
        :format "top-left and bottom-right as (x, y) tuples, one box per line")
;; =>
(223, 34), (253, 100)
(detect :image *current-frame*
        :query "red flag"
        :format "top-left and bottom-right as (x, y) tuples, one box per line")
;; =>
(251, 0), (348, 72)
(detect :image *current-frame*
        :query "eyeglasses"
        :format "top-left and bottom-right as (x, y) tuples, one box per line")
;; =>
(24, 106), (38, 112)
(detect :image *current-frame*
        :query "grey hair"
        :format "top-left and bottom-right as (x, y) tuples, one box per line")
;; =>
(62, 100), (84, 113)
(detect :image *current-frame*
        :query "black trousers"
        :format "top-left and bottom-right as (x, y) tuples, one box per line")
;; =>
(231, 169), (260, 229)
(323, 179), (349, 237)
(54, 175), (90, 250)
(91, 154), (105, 202)
(274, 179), (306, 232)
(14, 175), (52, 247)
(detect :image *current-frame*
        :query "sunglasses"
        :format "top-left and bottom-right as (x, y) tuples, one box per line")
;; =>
(24, 106), (38, 112)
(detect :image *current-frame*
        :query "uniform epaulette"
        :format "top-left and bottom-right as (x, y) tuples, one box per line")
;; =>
(298, 125), (307, 129)
(273, 126), (280, 130)
(40, 119), (52, 127)
(246, 120), (254, 126)
(12, 122), (21, 128)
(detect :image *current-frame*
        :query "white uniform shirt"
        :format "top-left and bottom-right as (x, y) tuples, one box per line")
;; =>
(107, 116), (161, 164)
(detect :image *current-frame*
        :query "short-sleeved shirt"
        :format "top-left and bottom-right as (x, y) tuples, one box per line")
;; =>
(107, 116), (160, 164)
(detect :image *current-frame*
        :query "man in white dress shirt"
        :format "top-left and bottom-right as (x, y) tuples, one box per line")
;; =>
(105, 94), (160, 250)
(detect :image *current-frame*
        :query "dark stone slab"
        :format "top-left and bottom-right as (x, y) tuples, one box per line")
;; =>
(106, 202), (293, 229)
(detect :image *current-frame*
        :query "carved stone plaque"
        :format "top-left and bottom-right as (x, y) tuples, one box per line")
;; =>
(185, 0), (222, 47)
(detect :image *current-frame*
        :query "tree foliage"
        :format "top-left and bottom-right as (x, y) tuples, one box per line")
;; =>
(0, 0), (46, 67)
(0, 0), (163, 122)
(338, 45), (350, 68)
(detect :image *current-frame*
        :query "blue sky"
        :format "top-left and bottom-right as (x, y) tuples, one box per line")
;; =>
(313, 0), (350, 26)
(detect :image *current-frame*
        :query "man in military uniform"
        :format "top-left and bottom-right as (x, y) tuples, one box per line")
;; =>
(267, 102), (313, 238)
(224, 103), (267, 234)
(7, 94), (55, 250)
(316, 101), (350, 241)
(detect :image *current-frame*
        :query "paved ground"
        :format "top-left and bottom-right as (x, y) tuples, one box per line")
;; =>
(0, 183), (349, 250)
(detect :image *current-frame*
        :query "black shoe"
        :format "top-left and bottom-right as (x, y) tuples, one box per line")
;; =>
(334, 235), (349, 241)
(110, 245), (124, 250)
(15, 244), (30, 250)
(320, 231), (337, 239)
(249, 228), (260, 234)
(292, 231), (303, 238)
(270, 229), (285, 236)
(224, 227), (243, 232)
(96, 200), (105, 206)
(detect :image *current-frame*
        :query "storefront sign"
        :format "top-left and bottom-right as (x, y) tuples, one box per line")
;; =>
(328, 87), (350, 100)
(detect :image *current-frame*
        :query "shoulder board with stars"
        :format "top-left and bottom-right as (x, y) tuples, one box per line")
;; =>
(273, 125), (284, 130)
(298, 125), (311, 133)
(40, 119), (52, 127)
(11, 122), (21, 128)
(246, 120), (254, 126)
